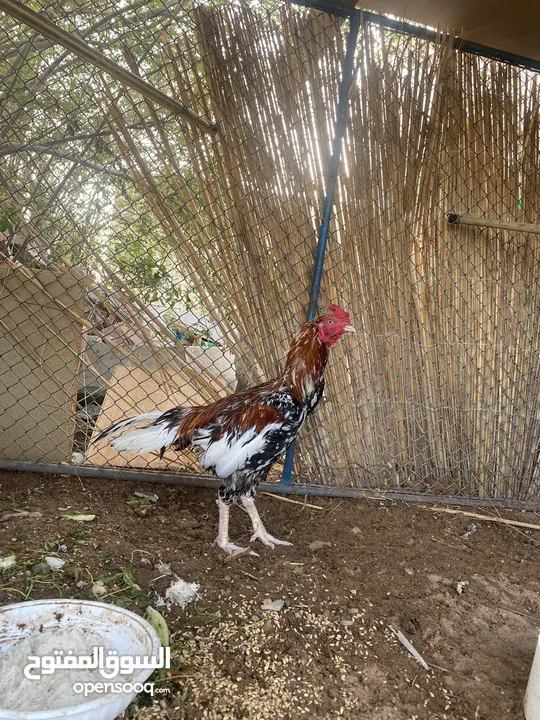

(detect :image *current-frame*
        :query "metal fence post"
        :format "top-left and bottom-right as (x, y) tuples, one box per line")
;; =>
(281, 7), (360, 484)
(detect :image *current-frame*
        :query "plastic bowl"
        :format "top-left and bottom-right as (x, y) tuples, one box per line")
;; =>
(0, 599), (161, 720)
(525, 634), (540, 720)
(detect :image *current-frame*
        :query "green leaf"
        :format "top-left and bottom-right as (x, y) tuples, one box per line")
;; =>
(146, 606), (170, 647)
(126, 496), (151, 506)
(0, 212), (13, 234)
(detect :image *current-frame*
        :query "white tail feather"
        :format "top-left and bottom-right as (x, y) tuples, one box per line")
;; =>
(99, 411), (177, 455)
(101, 412), (163, 439)
(110, 423), (178, 454)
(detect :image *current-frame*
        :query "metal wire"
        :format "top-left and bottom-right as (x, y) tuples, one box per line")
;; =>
(2, 0), (540, 506)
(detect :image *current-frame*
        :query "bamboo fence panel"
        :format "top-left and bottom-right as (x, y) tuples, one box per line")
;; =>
(102, 5), (540, 500)
(4, 1), (540, 500)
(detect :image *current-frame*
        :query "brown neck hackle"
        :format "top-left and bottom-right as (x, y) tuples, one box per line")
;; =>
(280, 320), (329, 404)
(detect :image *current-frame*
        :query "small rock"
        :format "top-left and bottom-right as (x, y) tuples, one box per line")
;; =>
(351, 527), (362, 535)
(31, 563), (51, 575)
(456, 580), (469, 595)
(251, 614), (260, 623)
(177, 510), (202, 529)
(405, 568), (414, 575)
(341, 619), (354, 626)
(92, 580), (107, 598)
(132, 506), (153, 518)
(261, 599), (284, 612)
(44, 557), (65, 570)
(401, 616), (419, 635)
(308, 540), (332, 551)
(461, 523), (477, 539)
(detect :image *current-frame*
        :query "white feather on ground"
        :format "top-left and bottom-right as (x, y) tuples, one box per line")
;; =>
(164, 579), (200, 608)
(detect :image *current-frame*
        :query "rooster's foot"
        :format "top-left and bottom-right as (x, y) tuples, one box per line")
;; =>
(250, 530), (293, 549)
(214, 539), (259, 557)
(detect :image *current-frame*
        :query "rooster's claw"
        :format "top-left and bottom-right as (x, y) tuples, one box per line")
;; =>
(215, 539), (259, 558)
(250, 530), (293, 549)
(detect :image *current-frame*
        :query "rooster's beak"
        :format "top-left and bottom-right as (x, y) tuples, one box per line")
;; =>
(343, 325), (356, 335)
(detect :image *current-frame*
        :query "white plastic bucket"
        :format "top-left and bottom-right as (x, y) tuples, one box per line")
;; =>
(525, 634), (540, 720)
(0, 599), (161, 720)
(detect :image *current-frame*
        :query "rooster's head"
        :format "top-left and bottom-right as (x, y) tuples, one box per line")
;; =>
(317, 305), (356, 346)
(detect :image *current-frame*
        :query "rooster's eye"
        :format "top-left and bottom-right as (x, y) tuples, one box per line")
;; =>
(327, 320), (334, 325)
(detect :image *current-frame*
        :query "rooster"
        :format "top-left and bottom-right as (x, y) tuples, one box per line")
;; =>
(96, 305), (355, 555)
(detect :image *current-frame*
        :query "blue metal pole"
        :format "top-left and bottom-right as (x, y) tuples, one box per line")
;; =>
(281, 9), (360, 484)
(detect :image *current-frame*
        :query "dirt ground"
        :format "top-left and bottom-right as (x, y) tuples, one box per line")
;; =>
(0, 470), (538, 719)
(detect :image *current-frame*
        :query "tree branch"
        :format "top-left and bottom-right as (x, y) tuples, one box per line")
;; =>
(0, 142), (126, 177)
(0, 121), (171, 150)
(0, 0), (217, 134)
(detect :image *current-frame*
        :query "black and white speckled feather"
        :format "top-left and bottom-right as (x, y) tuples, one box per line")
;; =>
(193, 388), (308, 503)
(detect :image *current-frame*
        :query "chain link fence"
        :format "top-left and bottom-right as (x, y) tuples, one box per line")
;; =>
(1, 0), (540, 505)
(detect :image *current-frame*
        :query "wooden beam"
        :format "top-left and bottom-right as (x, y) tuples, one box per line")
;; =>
(448, 212), (540, 234)
(0, 0), (217, 135)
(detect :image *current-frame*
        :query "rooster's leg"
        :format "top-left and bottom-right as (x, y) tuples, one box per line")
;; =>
(240, 495), (293, 549)
(214, 497), (258, 556)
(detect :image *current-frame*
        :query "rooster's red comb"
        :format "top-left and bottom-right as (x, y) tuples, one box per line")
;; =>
(327, 304), (351, 323)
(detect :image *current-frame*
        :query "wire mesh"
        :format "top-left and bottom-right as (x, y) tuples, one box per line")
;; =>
(1, 0), (540, 503)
